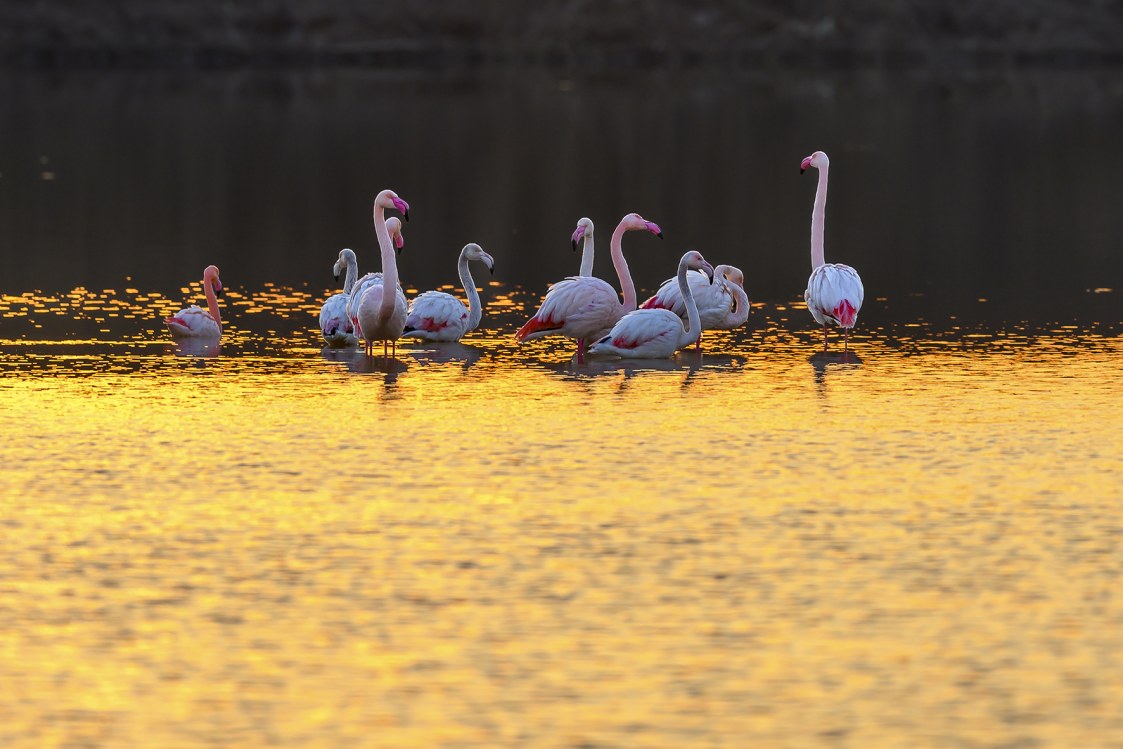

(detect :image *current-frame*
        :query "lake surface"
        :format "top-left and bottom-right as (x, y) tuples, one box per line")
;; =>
(0, 68), (1121, 748)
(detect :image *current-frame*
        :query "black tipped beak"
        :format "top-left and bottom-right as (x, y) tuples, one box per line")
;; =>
(656, 231), (664, 239)
(489, 265), (494, 276)
(216, 287), (224, 298)
(403, 210), (409, 222)
(333, 273), (340, 282)
(800, 167), (806, 175)
(571, 240), (577, 251)
(396, 246), (402, 256)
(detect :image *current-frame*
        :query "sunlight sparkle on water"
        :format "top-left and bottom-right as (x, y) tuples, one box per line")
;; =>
(0, 284), (1121, 748)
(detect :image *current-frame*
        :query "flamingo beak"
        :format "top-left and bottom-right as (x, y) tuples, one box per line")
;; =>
(800, 156), (812, 174)
(645, 221), (663, 238)
(701, 261), (715, 283)
(571, 226), (585, 250)
(392, 197), (410, 221)
(394, 234), (405, 254)
(215, 285), (224, 298)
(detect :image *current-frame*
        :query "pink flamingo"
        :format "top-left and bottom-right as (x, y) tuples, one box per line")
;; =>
(515, 213), (663, 362)
(640, 264), (750, 350)
(164, 265), (223, 338)
(572, 217), (595, 277)
(347, 217), (404, 339)
(320, 248), (360, 347)
(356, 190), (410, 357)
(800, 150), (864, 352)
(402, 243), (495, 342)
(589, 251), (714, 359)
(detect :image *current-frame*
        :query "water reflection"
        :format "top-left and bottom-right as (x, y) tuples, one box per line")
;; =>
(172, 338), (222, 358)
(403, 341), (485, 371)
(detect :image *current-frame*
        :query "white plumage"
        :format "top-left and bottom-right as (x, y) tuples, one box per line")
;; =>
(320, 248), (359, 347)
(403, 243), (495, 342)
(165, 265), (223, 339)
(356, 191), (410, 356)
(641, 264), (750, 348)
(589, 251), (715, 359)
(516, 213), (662, 362)
(800, 150), (864, 351)
(345, 217), (404, 338)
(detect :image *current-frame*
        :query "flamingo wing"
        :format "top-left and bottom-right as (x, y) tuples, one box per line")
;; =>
(165, 305), (219, 337)
(403, 291), (470, 340)
(518, 276), (622, 342)
(805, 263), (864, 328)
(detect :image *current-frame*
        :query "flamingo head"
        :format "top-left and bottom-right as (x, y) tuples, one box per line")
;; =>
(571, 217), (594, 251)
(387, 217), (405, 254)
(334, 248), (356, 281)
(375, 189), (410, 222)
(203, 265), (223, 297)
(682, 251), (714, 282)
(463, 243), (496, 276)
(800, 150), (829, 175)
(719, 264), (745, 289)
(622, 212), (663, 239)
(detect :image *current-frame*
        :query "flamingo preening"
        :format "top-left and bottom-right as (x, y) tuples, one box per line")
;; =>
(402, 243), (495, 342)
(515, 213), (663, 363)
(164, 265), (223, 338)
(800, 150), (864, 352)
(589, 250), (715, 359)
(356, 190), (410, 357)
(641, 264), (750, 350)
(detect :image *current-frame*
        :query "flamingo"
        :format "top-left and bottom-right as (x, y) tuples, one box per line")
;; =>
(800, 150), (864, 352)
(588, 250), (714, 359)
(572, 217), (595, 276)
(319, 248), (360, 347)
(356, 190), (410, 357)
(640, 264), (750, 350)
(515, 213), (663, 363)
(347, 217), (404, 339)
(402, 243), (496, 342)
(164, 265), (223, 338)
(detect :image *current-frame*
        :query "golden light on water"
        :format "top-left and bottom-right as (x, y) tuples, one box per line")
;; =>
(0, 285), (1121, 747)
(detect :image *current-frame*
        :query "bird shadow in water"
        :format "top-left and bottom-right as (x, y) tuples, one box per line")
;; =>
(809, 350), (864, 389)
(401, 342), (484, 372)
(171, 338), (221, 358)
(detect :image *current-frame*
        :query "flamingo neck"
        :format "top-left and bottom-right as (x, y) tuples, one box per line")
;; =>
(342, 254), (358, 294)
(373, 204), (398, 317)
(204, 276), (221, 332)
(579, 233), (594, 277)
(678, 260), (702, 347)
(459, 251), (483, 330)
(811, 164), (828, 270)
(610, 221), (637, 312)
(727, 281), (750, 326)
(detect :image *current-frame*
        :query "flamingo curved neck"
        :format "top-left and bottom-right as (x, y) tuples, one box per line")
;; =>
(459, 252), (483, 330)
(373, 204), (398, 317)
(727, 282), (750, 326)
(204, 277), (221, 332)
(811, 164), (829, 269)
(610, 221), (637, 312)
(677, 260), (701, 347)
(579, 233), (594, 277)
(342, 254), (358, 294)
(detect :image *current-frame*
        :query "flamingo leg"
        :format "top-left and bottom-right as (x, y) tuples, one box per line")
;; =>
(696, 330), (703, 352)
(577, 338), (586, 364)
(823, 325), (829, 352)
(844, 328), (850, 352)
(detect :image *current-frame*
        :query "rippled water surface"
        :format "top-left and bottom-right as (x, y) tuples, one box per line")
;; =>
(2, 66), (1123, 748)
(1, 282), (1121, 748)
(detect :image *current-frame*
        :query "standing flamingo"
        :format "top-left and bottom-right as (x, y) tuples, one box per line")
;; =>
(319, 248), (360, 347)
(641, 264), (750, 350)
(164, 265), (223, 338)
(347, 217), (404, 339)
(515, 213), (663, 363)
(589, 251), (714, 359)
(402, 243), (496, 342)
(356, 190), (410, 357)
(800, 150), (864, 352)
(572, 217), (595, 277)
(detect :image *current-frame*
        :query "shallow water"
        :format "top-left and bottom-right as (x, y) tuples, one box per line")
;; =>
(2, 66), (1123, 747)
(1, 282), (1121, 748)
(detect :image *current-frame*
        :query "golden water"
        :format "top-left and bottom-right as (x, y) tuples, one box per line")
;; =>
(1, 284), (1121, 748)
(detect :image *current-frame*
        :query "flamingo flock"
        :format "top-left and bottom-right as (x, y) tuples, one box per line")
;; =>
(166, 150), (865, 358)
